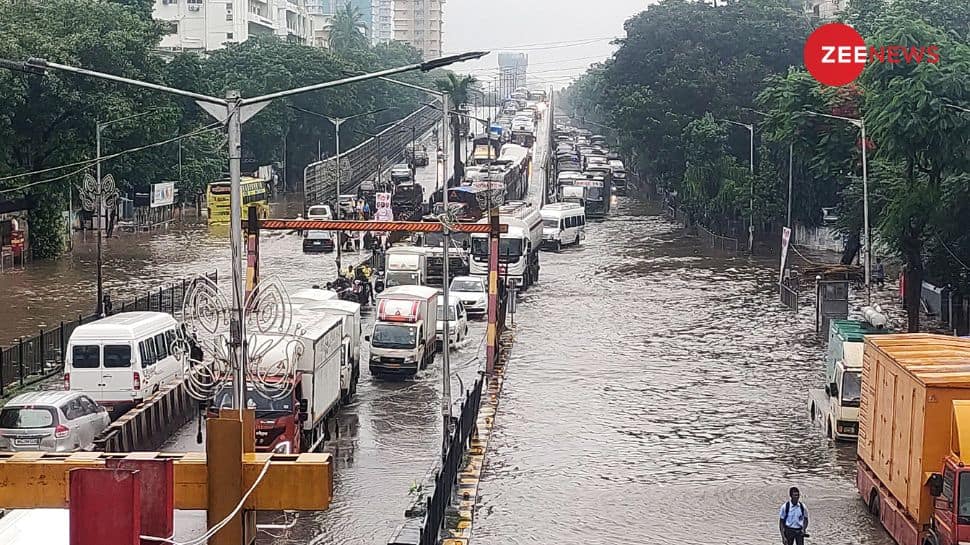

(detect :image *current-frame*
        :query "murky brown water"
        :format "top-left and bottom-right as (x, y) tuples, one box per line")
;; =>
(470, 195), (893, 545)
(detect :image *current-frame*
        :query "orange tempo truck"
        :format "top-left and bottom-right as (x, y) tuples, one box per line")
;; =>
(856, 334), (970, 545)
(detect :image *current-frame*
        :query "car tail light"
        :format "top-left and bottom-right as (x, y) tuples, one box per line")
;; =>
(133, 372), (141, 391)
(63, 373), (70, 390)
(54, 425), (70, 439)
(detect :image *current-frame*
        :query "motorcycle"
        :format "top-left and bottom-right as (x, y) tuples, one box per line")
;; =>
(337, 280), (372, 306)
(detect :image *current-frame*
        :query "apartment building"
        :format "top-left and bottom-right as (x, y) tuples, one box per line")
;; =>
(806, 0), (845, 19)
(154, 0), (312, 52)
(393, 0), (445, 59)
(373, 0), (394, 44)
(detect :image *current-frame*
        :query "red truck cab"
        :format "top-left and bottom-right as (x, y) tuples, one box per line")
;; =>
(208, 377), (305, 454)
(925, 458), (970, 545)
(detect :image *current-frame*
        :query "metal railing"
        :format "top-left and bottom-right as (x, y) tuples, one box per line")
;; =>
(0, 271), (218, 397)
(304, 101), (443, 207)
(779, 281), (799, 312)
(696, 223), (740, 253)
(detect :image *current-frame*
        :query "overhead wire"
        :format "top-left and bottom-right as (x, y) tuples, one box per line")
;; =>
(0, 120), (226, 195)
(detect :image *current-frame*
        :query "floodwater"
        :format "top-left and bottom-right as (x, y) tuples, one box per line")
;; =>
(471, 194), (893, 545)
(0, 105), (893, 545)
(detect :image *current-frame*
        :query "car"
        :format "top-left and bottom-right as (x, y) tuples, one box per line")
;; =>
(436, 299), (469, 348)
(0, 391), (110, 452)
(412, 148), (430, 167)
(449, 275), (487, 316)
(337, 194), (358, 218)
(390, 163), (413, 184)
(303, 230), (334, 253)
(306, 204), (333, 220)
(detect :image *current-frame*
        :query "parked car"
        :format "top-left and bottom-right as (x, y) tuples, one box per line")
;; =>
(0, 391), (110, 452)
(306, 204), (333, 220)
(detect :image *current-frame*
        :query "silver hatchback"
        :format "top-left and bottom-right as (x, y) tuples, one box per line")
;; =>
(0, 391), (111, 452)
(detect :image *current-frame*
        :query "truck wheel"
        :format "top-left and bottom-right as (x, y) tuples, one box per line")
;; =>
(868, 489), (881, 517)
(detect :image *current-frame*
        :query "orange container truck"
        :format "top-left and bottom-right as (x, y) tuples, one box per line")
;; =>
(856, 334), (970, 545)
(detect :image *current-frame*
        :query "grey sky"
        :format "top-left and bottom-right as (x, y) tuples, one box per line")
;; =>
(443, 0), (650, 89)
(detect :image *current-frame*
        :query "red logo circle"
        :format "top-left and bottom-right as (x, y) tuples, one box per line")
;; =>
(804, 23), (867, 87)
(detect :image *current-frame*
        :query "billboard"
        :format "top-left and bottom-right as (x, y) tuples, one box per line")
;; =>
(151, 182), (176, 208)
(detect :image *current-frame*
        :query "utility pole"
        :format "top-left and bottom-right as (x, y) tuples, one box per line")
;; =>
(724, 119), (755, 253)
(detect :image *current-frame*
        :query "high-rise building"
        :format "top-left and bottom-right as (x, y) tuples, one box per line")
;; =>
(498, 53), (528, 99)
(373, 0), (394, 45)
(393, 0), (445, 59)
(154, 0), (312, 52)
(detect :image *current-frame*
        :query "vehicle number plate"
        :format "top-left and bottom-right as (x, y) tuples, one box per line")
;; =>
(13, 437), (40, 446)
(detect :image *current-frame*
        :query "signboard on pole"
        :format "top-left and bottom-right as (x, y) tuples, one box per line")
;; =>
(150, 182), (176, 208)
(10, 230), (24, 256)
(779, 227), (792, 283)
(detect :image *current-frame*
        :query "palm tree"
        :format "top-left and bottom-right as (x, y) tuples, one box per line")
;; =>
(435, 73), (477, 185)
(327, 2), (369, 53)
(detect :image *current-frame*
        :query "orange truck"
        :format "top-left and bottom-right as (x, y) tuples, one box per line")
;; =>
(856, 334), (970, 545)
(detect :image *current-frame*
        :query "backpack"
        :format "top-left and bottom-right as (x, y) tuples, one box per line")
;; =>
(783, 501), (806, 523)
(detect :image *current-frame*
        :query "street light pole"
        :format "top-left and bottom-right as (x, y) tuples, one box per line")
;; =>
(379, 76), (454, 454)
(805, 110), (870, 305)
(787, 142), (793, 229)
(725, 119), (755, 253)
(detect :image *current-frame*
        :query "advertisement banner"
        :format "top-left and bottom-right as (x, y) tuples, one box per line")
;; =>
(779, 227), (792, 284)
(151, 182), (176, 208)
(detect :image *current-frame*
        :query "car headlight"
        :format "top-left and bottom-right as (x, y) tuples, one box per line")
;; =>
(273, 441), (292, 454)
(403, 356), (417, 363)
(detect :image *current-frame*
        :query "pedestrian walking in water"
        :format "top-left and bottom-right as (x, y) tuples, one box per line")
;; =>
(102, 294), (113, 317)
(873, 257), (886, 289)
(779, 487), (809, 545)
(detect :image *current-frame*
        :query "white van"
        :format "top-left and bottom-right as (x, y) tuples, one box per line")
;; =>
(65, 312), (184, 409)
(540, 203), (586, 251)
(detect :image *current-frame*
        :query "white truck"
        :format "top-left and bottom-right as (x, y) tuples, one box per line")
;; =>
(384, 246), (429, 288)
(301, 299), (362, 403)
(367, 286), (439, 378)
(210, 315), (343, 454)
(468, 200), (543, 290)
(809, 314), (892, 441)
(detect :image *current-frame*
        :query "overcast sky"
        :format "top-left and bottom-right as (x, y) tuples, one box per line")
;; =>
(443, 0), (650, 90)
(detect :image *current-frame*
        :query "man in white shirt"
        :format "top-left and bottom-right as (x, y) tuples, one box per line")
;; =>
(779, 486), (809, 545)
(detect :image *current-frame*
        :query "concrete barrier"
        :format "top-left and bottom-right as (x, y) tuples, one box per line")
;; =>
(93, 377), (198, 452)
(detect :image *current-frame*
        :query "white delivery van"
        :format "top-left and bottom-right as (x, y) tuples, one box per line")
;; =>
(301, 299), (362, 403)
(65, 312), (183, 409)
(368, 286), (438, 378)
(540, 202), (586, 252)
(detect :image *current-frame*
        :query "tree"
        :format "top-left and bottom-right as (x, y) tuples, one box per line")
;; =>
(0, 0), (166, 258)
(436, 73), (477, 185)
(860, 15), (970, 331)
(328, 2), (369, 54)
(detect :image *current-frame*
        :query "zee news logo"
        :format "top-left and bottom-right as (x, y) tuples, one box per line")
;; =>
(804, 23), (941, 87)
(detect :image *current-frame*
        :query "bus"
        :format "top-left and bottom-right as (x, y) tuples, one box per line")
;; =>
(206, 176), (270, 224)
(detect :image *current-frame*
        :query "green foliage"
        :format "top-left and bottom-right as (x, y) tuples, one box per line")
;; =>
(328, 2), (370, 54)
(436, 73), (477, 181)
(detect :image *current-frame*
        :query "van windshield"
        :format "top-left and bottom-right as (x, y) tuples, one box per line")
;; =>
(372, 324), (418, 349)
(542, 219), (560, 229)
(842, 371), (861, 407)
(72, 345), (100, 368)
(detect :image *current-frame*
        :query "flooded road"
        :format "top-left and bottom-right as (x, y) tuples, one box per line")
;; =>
(471, 195), (892, 545)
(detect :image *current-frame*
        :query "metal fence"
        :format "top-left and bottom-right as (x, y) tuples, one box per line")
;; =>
(779, 281), (799, 312)
(304, 101), (443, 207)
(696, 223), (740, 253)
(0, 271), (218, 397)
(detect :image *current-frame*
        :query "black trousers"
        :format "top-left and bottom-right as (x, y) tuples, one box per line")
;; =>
(783, 527), (804, 545)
